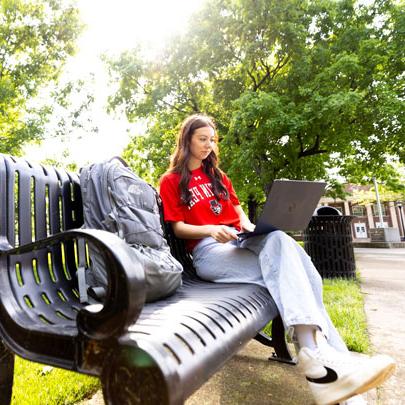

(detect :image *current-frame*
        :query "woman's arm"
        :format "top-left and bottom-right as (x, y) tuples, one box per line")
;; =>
(234, 205), (255, 232)
(172, 221), (238, 244)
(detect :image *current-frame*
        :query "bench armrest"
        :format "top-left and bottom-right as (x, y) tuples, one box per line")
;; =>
(1, 229), (146, 340)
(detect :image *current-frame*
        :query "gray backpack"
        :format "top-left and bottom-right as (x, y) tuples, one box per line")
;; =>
(79, 157), (183, 303)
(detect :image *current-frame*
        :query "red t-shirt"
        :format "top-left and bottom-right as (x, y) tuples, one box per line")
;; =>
(159, 167), (241, 251)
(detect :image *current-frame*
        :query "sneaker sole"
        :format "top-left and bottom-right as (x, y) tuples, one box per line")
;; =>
(311, 356), (396, 405)
(355, 359), (396, 395)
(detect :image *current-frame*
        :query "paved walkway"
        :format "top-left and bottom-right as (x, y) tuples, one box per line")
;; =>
(79, 248), (405, 405)
(355, 247), (405, 404)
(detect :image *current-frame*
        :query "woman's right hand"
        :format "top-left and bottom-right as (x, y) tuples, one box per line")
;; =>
(209, 225), (238, 243)
(171, 221), (238, 243)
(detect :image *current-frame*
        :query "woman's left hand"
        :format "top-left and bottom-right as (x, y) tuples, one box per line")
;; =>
(241, 220), (255, 232)
(234, 205), (255, 233)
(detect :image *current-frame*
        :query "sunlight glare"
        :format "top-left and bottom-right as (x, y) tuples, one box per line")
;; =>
(77, 0), (206, 55)
(25, 0), (207, 166)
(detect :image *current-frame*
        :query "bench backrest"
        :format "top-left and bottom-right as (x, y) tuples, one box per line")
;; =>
(0, 154), (82, 248)
(0, 154), (195, 278)
(0, 154), (86, 329)
(0, 154), (194, 362)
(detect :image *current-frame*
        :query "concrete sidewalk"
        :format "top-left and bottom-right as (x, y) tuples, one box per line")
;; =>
(355, 248), (405, 404)
(79, 248), (404, 405)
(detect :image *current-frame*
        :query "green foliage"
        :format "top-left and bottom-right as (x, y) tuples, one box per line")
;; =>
(0, 0), (82, 155)
(121, 112), (180, 187)
(50, 75), (98, 138)
(350, 182), (405, 204)
(108, 0), (404, 205)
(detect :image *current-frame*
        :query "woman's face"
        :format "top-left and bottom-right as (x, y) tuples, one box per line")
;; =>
(189, 126), (216, 163)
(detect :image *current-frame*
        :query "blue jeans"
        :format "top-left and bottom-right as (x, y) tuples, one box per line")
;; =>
(192, 230), (348, 352)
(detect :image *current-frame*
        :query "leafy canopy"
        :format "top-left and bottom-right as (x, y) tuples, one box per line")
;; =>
(0, 0), (82, 155)
(108, 0), (404, 206)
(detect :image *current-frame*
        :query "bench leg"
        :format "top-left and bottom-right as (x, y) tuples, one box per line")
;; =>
(101, 346), (175, 405)
(254, 315), (296, 365)
(0, 340), (14, 405)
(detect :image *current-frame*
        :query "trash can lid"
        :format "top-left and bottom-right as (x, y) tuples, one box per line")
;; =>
(314, 206), (342, 216)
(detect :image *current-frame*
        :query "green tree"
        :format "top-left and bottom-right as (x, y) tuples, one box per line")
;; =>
(108, 0), (404, 214)
(0, 0), (82, 155)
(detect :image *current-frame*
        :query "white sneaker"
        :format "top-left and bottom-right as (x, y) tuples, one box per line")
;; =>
(298, 344), (395, 405)
(340, 394), (368, 404)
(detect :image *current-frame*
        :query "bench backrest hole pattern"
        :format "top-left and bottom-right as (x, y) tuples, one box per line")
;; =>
(1, 156), (87, 332)
(30, 176), (36, 242)
(39, 315), (54, 325)
(55, 310), (73, 321)
(23, 295), (34, 308)
(57, 290), (68, 302)
(31, 258), (40, 284)
(47, 251), (56, 282)
(41, 292), (51, 305)
(14, 171), (19, 247)
(9, 246), (82, 327)
(45, 184), (51, 237)
(15, 262), (23, 286)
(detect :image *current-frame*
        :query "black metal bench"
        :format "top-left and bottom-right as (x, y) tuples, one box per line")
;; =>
(0, 153), (293, 405)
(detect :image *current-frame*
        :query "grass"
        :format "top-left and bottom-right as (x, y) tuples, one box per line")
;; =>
(323, 276), (370, 353)
(263, 274), (371, 354)
(11, 275), (369, 404)
(12, 358), (100, 405)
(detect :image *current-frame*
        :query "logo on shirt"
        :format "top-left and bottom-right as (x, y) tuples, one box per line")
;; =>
(194, 176), (202, 181)
(188, 182), (214, 209)
(210, 199), (222, 215)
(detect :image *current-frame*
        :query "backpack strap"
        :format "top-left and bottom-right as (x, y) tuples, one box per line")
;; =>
(77, 266), (89, 304)
(109, 156), (129, 167)
(77, 238), (107, 304)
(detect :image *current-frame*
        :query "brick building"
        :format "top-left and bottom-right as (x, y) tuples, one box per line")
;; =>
(320, 185), (405, 242)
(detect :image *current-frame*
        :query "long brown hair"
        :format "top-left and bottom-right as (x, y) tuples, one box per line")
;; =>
(168, 114), (229, 205)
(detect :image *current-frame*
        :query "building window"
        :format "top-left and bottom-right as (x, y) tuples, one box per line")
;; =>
(354, 223), (368, 238)
(352, 205), (366, 216)
(372, 203), (387, 216)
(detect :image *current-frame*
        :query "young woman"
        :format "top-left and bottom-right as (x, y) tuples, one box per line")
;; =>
(159, 114), (395, 405)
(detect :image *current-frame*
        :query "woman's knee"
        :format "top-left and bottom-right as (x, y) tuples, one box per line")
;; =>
(264, 230), (296, 249)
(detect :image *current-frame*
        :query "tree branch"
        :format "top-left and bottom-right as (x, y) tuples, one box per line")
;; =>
(253, 55), (290, 91)
(246, 64), (258, 90)
(254, 60), (271, 90)
(270, 56), (290, 80)
(298, 135), (327, 157)
(298, 148), (328, 158)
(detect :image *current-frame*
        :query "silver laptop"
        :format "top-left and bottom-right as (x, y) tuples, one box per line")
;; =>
(237, 179), (326, 241)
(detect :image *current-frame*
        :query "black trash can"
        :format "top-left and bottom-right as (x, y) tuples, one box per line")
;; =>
(303, 207), (356, 279)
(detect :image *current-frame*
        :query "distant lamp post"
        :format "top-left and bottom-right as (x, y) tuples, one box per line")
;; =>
(396, 202), (405, 241)
(372, 177), (385, 228)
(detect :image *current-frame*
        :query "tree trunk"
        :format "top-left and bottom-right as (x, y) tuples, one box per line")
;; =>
(247, 195), (259, 223)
